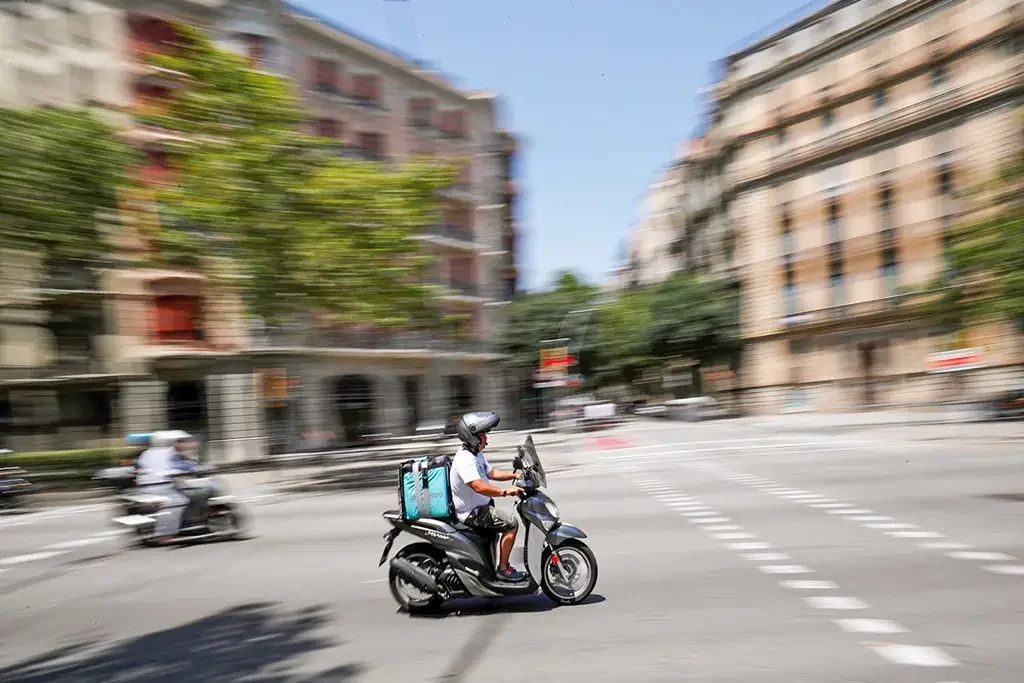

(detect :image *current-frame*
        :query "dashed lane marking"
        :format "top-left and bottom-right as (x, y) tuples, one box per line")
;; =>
(984, 565), (1024, 575)
(0, 551), (66, 566)
(621, 472), (961, 670)
(779, 580), (837, 590)
(834, 619), (908, 634)
(758, 565), (814, 574)
(946, 551), (1016, 561)
(865, 644), (959, 667)
(804, 596), (869, 610)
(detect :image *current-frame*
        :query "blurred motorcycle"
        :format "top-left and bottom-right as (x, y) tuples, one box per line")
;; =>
(0, 452), (36, 511)
(112, 464), (248, 546)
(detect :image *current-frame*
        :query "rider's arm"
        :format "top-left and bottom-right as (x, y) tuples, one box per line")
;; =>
(468, 479), (511, 498)
(487, 468), (518, 482)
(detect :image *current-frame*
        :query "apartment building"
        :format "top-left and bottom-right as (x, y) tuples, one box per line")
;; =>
(0, 0), (517, 456)
(617, 163), (686, 290)
(705, 0), (1022, 413)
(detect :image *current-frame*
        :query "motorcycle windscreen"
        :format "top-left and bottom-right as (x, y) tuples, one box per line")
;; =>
(520, 435), (547, 488)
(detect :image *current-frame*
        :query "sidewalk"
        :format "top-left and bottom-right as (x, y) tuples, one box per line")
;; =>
(31, 430), (571, 505)
(734, 410), (1023, 441)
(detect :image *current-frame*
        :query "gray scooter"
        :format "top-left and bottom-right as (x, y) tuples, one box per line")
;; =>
(379, 435), (598, 612)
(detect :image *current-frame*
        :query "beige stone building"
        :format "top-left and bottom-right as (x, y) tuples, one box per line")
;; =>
(616, 162), (686, 291)
(705, 0), (1022, 413)
(0, 0), (518, 455)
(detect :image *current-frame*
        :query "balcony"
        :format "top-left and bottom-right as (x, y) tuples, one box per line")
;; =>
(772, 289), (944, 336)
(439, 180), (476, 203)
(251, 326), (495, 355)
(418, 224), (476, 249)
(0, 359), (110, 383)
(308, 84), (388, 113)
(734, 66), (1024, 189)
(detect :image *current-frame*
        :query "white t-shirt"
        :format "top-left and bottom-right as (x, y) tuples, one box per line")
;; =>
(450, 446), (492, 521)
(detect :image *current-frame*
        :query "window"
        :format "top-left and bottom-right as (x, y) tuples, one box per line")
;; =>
(821, 108), (835, 131)
(314, 118), (340, 139)
(352, 74), (381, 104)
(783, 263), (797, 316)
(829, 260), (844, 309)
(154, 296), (201, 343)
(409, 98), (433, 128)
(358, 131), (386, 160)
(879, 184), (893, 222)
(872, 89), (887, 110)
(937, 163), (954, 196)
(240, 34), (268, 66)
(440, 110), (467, 139)
(882, 243), (899, 298)
(311, 58), (340, 93)
(930, 64), (948, 89)
(827, 199), (841, 244)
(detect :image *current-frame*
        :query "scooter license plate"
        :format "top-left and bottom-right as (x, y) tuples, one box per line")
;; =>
(378, 529), (400, 567)
(113, 515), (152, 527)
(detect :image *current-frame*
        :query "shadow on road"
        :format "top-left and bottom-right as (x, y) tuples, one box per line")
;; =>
(409, 592), (606, 619)
(0, 602), (364, 683)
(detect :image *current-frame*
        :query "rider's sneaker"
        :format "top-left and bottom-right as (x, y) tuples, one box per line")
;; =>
(496, 565), (525, 582)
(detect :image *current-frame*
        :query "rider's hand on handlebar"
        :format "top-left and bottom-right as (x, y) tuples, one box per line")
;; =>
(505, 486), (524, 499)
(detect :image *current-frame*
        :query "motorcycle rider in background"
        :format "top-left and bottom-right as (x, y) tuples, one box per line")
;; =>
(135, 431), (200, 545)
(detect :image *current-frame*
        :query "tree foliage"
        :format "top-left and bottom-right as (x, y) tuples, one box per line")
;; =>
(504, 271), (738, 395)
(147, 27), (454, 326)
(936, 125), (1024, 330)
(0, 107), (137, 274)
(504, 271), (599, 375)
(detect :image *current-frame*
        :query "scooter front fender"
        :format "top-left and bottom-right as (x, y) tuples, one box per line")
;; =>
(545, 522), (587, 546)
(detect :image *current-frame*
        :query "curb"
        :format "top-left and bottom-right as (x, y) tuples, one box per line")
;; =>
(277, 459), (581, 495)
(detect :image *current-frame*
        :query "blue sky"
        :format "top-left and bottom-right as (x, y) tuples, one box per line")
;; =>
(298, 0), (818, 291)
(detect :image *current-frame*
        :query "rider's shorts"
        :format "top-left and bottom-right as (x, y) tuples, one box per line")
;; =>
(464, 502), (518, 532)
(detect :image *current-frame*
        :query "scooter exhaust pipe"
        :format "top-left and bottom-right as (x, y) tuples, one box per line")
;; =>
(390, 558), (439, 594)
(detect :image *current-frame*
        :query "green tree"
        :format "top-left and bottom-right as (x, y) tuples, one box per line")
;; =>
(147, 27), (453, 326)
(504, 271), (599, 376)
(648, 274), (739, 365)
(593, 290), (654, 392)
(0, 107), (137, 277)
(931, 126), (1024, 331)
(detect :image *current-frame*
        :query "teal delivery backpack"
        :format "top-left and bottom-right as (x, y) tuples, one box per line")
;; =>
(399, 455), (454, 521)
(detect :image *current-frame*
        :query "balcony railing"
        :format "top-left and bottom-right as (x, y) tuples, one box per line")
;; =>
(443, 281), (479, 298)
(734, 66), (1023, 188)
(0, 360), (109, 382)
(424, 224), (475, 244)
(251, 327), (494, 354)
(776, 289), (945, 332)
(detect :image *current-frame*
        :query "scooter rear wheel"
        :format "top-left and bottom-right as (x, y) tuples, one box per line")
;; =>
(389, 544), (444, 614)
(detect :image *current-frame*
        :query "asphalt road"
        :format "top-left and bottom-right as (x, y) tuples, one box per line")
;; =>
(0, 419), (1021, 682)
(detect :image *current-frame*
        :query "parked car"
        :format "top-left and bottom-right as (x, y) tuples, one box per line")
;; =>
(981, 388), (1024, 420)
(666, 396), (727, 422)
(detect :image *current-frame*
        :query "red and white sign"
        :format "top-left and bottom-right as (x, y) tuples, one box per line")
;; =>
(927, 347), (985, 373)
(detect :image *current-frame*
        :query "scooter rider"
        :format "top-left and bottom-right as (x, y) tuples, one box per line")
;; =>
(449, 412), (526, 581)
(135, 431), (199, 544)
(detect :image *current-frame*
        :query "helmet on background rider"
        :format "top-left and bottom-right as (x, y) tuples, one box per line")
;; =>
(455, 411), (500, 454)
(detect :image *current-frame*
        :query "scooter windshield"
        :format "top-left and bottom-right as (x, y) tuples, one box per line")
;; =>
(520, 435), (548, 488)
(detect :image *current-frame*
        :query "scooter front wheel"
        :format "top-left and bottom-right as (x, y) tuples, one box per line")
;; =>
(540, 539), (598, 606)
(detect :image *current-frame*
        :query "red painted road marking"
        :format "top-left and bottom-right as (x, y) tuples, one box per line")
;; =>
(593, 436), (631, 450)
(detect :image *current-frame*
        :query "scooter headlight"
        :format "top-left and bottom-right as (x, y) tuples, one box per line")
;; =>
(545, 500), (560, 520)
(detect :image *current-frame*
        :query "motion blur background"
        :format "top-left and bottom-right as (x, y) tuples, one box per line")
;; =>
(0, 0), (1020, 465)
